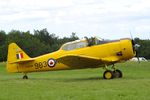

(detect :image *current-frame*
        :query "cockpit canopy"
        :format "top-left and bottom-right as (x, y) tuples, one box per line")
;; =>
(60, 37), (110, 51)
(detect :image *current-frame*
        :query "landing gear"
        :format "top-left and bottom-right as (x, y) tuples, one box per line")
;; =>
(103, 64), (123, 79)
(23, 74), (28, 79)
(113, 69), (122, 78)
(103, 70), (114, 79)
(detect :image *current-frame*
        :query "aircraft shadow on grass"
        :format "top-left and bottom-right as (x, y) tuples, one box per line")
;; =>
(19, 76), (103, 82)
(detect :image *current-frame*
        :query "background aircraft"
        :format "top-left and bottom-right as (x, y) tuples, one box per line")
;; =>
(6, 37), (139, 79)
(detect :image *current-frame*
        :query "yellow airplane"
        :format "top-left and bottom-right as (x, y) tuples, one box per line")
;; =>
(6, 37), (138, 79)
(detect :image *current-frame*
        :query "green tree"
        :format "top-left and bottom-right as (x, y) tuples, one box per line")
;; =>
(7, 30), (50, 57)
(0, 31), (6, 45)
(134, 38), (150, 59)
(0, 31), (7, 61)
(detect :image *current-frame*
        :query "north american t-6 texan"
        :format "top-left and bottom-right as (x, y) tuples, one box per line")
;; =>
(6, 37), (140, 79)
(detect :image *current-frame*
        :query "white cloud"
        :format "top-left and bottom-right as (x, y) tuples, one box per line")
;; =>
(0, 0), (150, 39)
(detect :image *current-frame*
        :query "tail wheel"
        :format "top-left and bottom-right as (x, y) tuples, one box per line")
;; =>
(23, 75), (28, 79)
(103, 70), (114, 79)
(113, 69), (123, 78)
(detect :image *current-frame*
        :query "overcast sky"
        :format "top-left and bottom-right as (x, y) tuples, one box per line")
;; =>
(0, 0), (150, 39)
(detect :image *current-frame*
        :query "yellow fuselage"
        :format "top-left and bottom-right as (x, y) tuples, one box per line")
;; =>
(7, 38), (135, 73)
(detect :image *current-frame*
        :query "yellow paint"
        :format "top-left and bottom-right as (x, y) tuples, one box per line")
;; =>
(6, 38), (136, 73)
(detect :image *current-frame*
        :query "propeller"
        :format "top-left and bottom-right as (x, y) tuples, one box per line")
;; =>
(130, 32), (140, 63)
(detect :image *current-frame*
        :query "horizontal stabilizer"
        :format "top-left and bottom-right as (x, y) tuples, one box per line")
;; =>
(9, 58), (35, 64)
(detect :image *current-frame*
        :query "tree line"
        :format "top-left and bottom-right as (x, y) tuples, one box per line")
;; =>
(0, 29), (78, 61)
(0, 29), (149, 61)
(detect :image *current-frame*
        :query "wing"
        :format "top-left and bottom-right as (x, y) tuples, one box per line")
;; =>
(57, 54), (120, 68)
(57, 54), (101, 68)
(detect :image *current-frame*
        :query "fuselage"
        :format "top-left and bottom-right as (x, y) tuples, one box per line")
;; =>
(7, 38), (135, 73)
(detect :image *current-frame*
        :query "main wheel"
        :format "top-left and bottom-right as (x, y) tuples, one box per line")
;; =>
(103, 70), (114, 79)
(113, 69), (123, 78)
(23, 75), (28, 79)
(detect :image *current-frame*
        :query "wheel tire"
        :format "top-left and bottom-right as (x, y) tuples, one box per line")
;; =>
(113, 69), (123, 78)
(103, 70), (114, 79)
(23, 75), (28, 79)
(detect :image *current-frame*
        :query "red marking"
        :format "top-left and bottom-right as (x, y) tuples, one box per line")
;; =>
(50, 61), (54, 65)
(20, 53), (24, 58)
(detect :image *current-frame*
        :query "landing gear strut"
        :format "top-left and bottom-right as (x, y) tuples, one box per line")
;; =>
(23, 74), (28, 79)
(103, 64), (123, 79)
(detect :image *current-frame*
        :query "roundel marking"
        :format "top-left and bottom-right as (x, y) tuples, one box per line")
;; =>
(47, 58), (56, 67)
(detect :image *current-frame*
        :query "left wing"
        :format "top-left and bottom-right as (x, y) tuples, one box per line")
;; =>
(57, 54), (121, 68)
(57, 54), (102, 68)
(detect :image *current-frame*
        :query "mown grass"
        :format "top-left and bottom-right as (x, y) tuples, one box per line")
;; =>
(0, 61), (150, 100)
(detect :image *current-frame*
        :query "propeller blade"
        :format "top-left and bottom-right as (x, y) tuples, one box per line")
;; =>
(130, 31), (134, 40)
(129, 31), (140, 63)
(134, 44), (140, 63)
(131, 39), (140, 63)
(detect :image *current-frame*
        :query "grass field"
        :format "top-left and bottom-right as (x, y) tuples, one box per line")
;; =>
(0, 61), (150, 100)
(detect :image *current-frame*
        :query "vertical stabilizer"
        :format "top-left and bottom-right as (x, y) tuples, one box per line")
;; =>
(7, 43), (30, 72)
